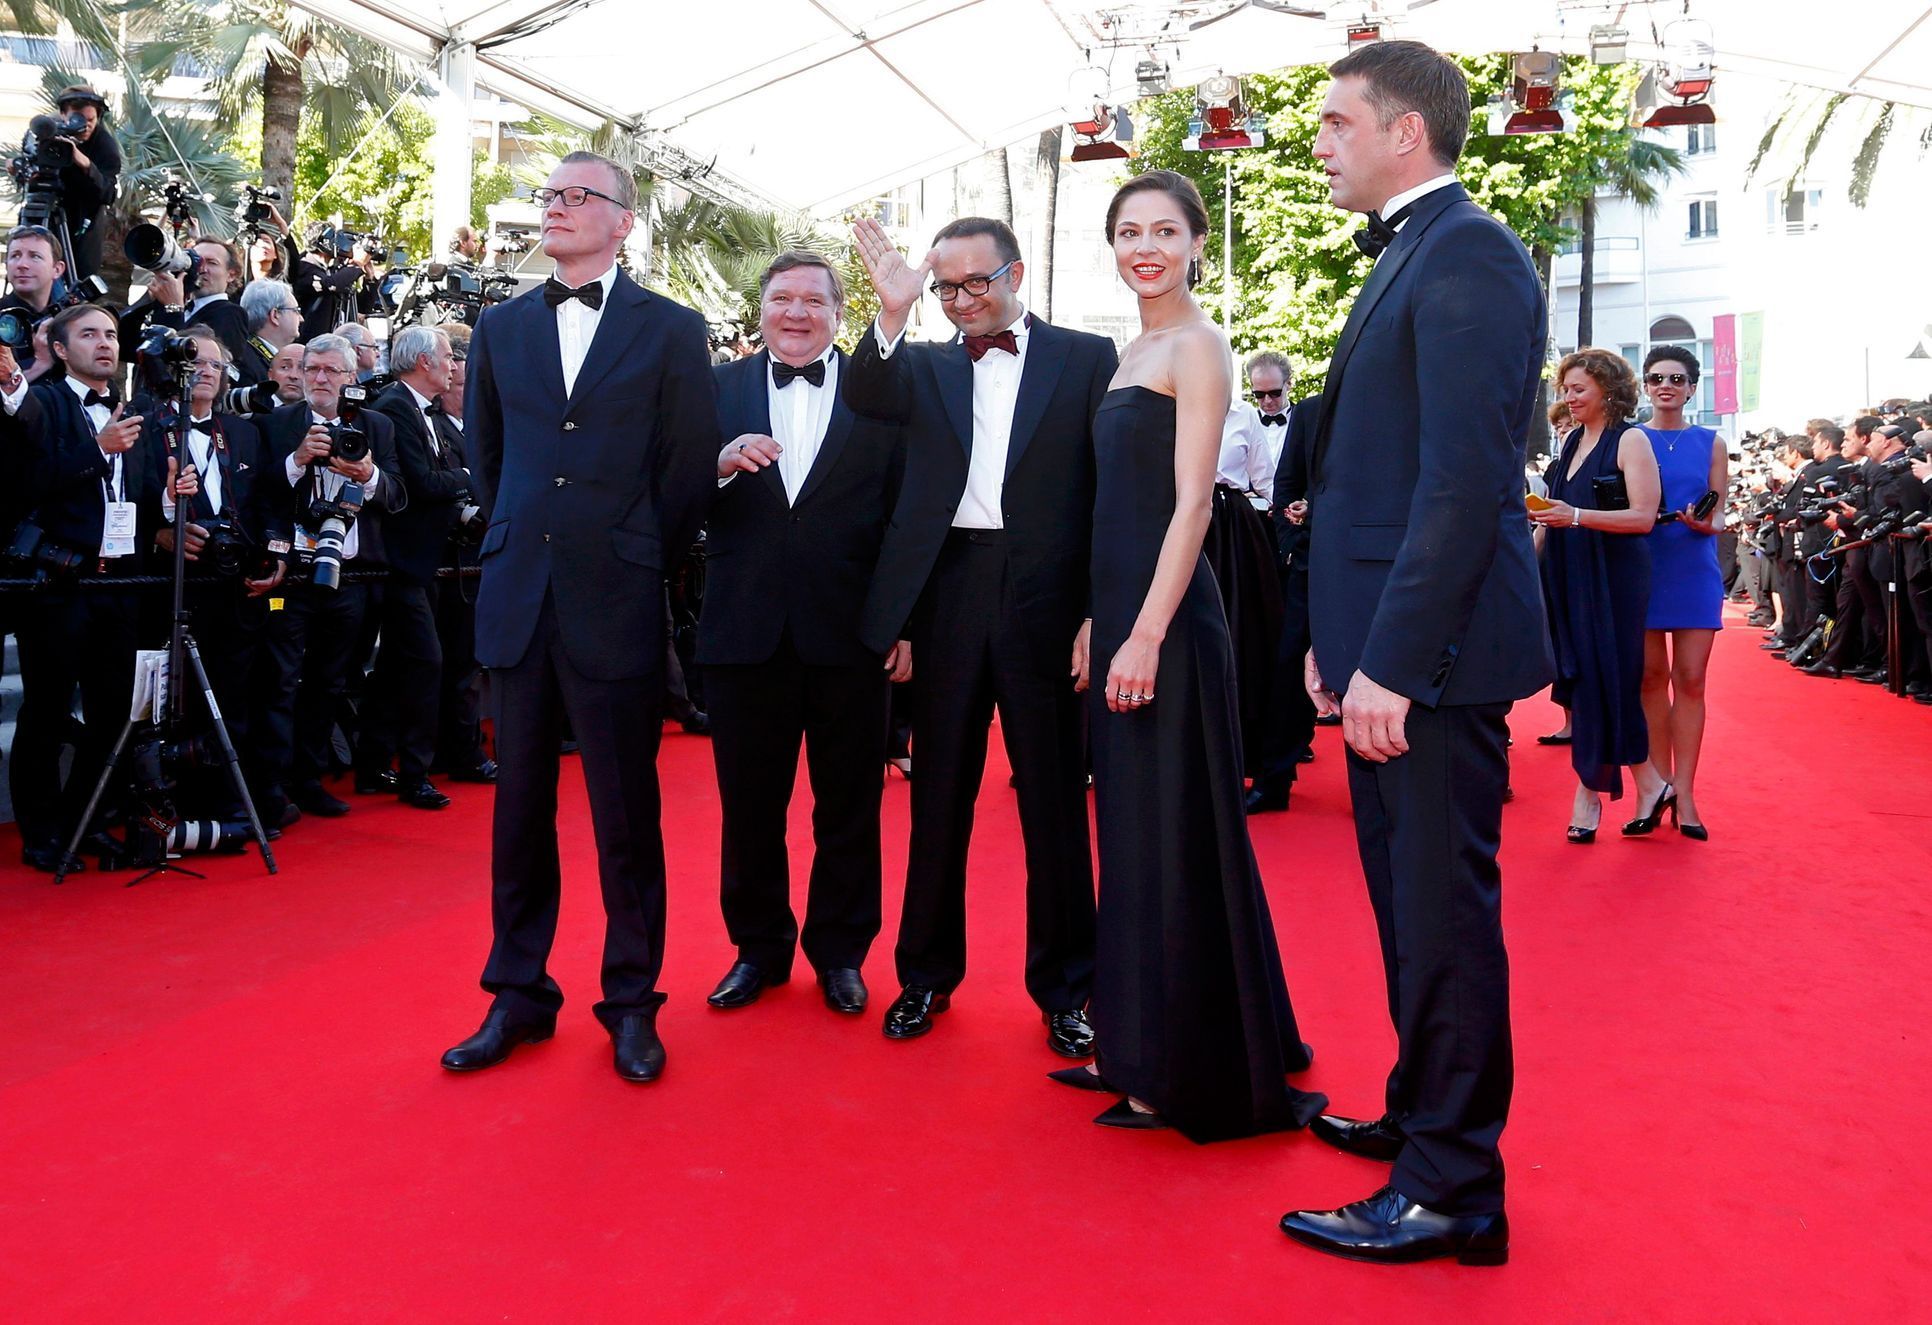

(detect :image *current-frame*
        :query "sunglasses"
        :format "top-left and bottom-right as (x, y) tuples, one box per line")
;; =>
(1645, 372), (1692, 387)
(1250, 388), (1285, 401)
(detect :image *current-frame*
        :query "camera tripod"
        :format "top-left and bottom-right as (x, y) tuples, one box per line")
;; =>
(52, 373), (278, 885)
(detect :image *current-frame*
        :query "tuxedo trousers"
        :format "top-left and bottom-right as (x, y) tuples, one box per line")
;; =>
(1344, 700), (1514, 1216)
(358, 580), (442, 778)
(897, 529), (1095, 1011)
(10, 585), (137, 848)
(705, 634), (887, 975)
(1255, 561), (1316, 785)
(483, 592), (667, 1028)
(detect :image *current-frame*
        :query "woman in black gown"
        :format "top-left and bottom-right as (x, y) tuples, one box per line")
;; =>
(1052, 170), (1324, 1142)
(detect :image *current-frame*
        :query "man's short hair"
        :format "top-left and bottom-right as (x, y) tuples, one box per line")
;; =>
(304, 333), (357, 374)
(390, 324), (450, 377)
(192, 237), (241, 289)
(1328, 39), (1472, 167)
(47, 301), (112, 351)
(759, 250), (845, 307)
(239, 278), (294, 334)
(1244, 350), (1293, 385)
(1804, 417), (1834, 437)
(557, 150), (637, 212)
(6, 224), (65, 268)
(930, 216), (1022, 266)
(1852, 414), (1883, 439)
(442, 323), (471, 362)
(180, 324), (227, 360)
(1816, 425), (1845, 448)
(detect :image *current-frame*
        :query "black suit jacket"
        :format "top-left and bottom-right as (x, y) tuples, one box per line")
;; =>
(845, 317), (1117, 669)
(372, 381), (472, 585)
(466, 269), (719, 681)
(1269, 399), (1315, 565)
(257, 399), (405, 569)
(1308, 183), (1553, 708)
(140, 410), (291, 564)
(22, 380), (162, 561)
(697, 349), (904, 669)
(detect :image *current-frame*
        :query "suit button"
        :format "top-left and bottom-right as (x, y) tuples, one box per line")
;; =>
(554, 476), (569, 487)
(542, 533), (551, 542)
(562, 421), (577, 432)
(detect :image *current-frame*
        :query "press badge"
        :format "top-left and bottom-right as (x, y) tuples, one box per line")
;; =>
(101, 501), (137, 558)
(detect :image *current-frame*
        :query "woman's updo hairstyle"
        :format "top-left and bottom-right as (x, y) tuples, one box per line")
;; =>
(1105, 169), (1211, 288)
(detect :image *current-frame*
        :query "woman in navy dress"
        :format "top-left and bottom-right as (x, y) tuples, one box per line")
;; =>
(1637, 348), (1727, 841)
(1528, 350), (1670, 842)
(1054, 170), (1324, 1142)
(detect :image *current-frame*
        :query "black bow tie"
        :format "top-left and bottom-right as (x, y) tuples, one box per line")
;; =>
(543, 277), (604, 310)
(83, 388), (118, 411)
(188, 416), (217, 434)
(424, 399), (445, 416)
(1353, 204), (1415, 259)
(772, 358), (826, 389)
(1260, 413), (1287, 427)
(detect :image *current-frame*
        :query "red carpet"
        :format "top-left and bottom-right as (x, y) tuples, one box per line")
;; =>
(3, 612), (1928, 1320)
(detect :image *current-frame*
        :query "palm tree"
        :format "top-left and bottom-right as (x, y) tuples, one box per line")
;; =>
(1746, 90), (1924, 209)
(1576, 134), (1686, 347)
(1034, 127), (1062, 321)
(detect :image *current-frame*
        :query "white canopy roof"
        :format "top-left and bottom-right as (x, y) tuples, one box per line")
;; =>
(296, 0), (1932, 216)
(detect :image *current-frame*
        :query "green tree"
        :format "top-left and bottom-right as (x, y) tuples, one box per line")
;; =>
(1746, 89), (1927, 209)
(1577, 133), (1686, 347)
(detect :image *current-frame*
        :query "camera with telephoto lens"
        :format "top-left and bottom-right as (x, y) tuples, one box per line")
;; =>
(195, 513), (280, 581)
(124, 222), (202, 294)
(331, 383), (371, 464)
(0, 274), (110, 351)
(3, 519), (88, 581)
(301, 384), (370, 592)
(235, 184), (281, 229)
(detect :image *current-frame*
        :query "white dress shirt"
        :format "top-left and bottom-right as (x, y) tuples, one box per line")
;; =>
(186, 291), (230, 321)
(1374, 174), (1459, 261)
(161, 415), (225, 521)
(769, 348), (837, 503)
(404, 381), (446, 457)
(66, 378), (125, 549)
(876, 306), (1030, 530)
(556, 262), (619, 397)
(1217, 402), (1277, 501)
(284, 410), (385, 560)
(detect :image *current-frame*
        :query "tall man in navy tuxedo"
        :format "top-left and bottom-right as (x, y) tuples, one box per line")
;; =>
(848, 216), (1116, 1058)
(1277, 42), (1552, 1266)
(701, 251), (904, 1016)
(441, 152), (719, 1084)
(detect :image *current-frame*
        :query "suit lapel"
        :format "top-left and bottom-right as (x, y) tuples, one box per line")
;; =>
(1004, 318), (1067, 481)
(793, 349), (854, 508)
(737, 352), (785, 505)
(565, 271), (650, 410)
(933, 340), (975, 457)
(528, 287), (567, 405)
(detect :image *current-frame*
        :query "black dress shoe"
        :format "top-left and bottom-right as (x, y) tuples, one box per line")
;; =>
(679, 710), (711, 736)
(1309, 1112), (1406, 1161)
(1094, 1098), (1167, 1130)
(611, 1012), (665, 1082)
(441, 1008), (555, 1072)
(1857, 670), (1889, 686)
(1244, 782), (1291, 814)
(818, 966), (867, 1013)
(398, 777), (452, 810)
(291, 782), (352, 817)
(22, 844), (82, 874)
(1045, 1008), (1095, 1058)
(1295, 747), (1315, 764)
(448, 759), (498, 784)
(1280, 1185), (1509, 1265)
(1048, 1065), (1115, 1092)
(1802, 661), (1842, 678)
(707, 960), (785, 1009)
(882, 985), (949, 1039)
(354, 768), (399, 794)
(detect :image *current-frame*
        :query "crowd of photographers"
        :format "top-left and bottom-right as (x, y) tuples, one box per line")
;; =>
(0, 97), (503, 873)
(1727, 406), (1932, 698)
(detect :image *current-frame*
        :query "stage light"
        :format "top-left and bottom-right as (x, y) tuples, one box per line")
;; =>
(1589, 25), (1628, 65)
(1346, 23), (1381, 47)
(1185, 74), (1265, 153)
(1640, 19), (1717, 128)
(1070, 102), (1135, 162)
(1136, 56), (1170, 97)
(1502, 49), (1564, 135)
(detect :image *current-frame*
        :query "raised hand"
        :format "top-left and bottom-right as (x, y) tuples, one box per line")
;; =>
(851, 217), (932, 339)
(97, 404), (143, 455)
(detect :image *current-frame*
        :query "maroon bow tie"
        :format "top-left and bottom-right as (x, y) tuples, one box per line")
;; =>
(964, 329), (1018, 362)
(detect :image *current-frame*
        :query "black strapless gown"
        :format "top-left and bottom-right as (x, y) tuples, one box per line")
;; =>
(1088, 386), (1326, 1143)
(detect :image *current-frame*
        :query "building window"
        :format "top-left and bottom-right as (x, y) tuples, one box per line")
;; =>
(1767, 186), (1823, 234)
(1686, 197), (1718, 240)
(873, 197), (910, 229)
(1685, 123), (1717, 155)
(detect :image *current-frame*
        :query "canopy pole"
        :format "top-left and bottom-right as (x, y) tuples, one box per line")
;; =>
(433, 42), (477, 262)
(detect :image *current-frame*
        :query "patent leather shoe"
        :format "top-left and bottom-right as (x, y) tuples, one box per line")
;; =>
(1802, 661), (1842, 678)
(441, 1007), (555, 1072)
(1857, 669), (1889, 686)
(818, 966), (867, 1013)
(1621, 783), (1678, 836)
(291, 781), (351, 817)
(882, 985), (949, 1039)
(1244, 781), (1291, 814)
(354, 768), (399, 794)
(611, 1011), (665, 1082)
(398, 777), (451, 810)
(1280, 1185), (1509, 1265)
(1309, 1112), (1406, 1161)
(707, 960), (785, 1009)
(1045, 1008), (1096, 1058)
(448, 759), (498, 784)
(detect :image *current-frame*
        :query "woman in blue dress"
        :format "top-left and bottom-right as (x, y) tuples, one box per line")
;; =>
(1637, 348), (1727, 840)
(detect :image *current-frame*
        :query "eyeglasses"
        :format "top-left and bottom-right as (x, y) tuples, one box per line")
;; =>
(532, 185), (627, 210)
(1251, 388), (1285, 401)
(1645, 372), (1691, 387)
(931, 259), (1016, 302)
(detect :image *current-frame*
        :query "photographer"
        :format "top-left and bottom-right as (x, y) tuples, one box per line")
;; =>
(0, 225), (67, 382)
(47, 87), (120, 282)
(1804, 418), (1886, 679)
(267, 342), (306, 407)
(449, 226), (485, 264)
(1860, 423), (1930, 692)
(232, 278), (302, 394)
(239, 195), (300, 290)
(334, 320), (383, 386)
(1779, 423), (1849, 653)
(9, 304), (154, 871)
(250, 334), (403, 825)
(122, 237), (254, 370)
(294, 227), (372, 341)
(425, 323), (488, 775)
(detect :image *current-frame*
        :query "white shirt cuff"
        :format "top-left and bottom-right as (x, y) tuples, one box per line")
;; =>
(285, 453), (304, 485)
(0, 376), (26, 414)
(874, 320), (906, 360)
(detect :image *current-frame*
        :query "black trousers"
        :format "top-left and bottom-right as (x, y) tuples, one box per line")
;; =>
(1822, 551), (1880, 669)
(1802, 557), (1838, 641)
(358, 580), (442, 778)
(178, 580), (269, 818)
(705, 636), (887, 975)
(10, 584), (138, 849)
(1776, 553), (1808, 643)
(433, 575), (486, 769)
(482, 593), (667, 1029)
(897, 529), (1095, 1011)
(1254, 562), (1316, 787)
(1344, 700), (1514, 1217)
(254, 578), (368, 796)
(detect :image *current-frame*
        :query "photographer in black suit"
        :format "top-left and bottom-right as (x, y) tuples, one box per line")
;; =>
(249, 334), (404, 827)
(1248, 359), (1318, 815)
(847, 215), (1116, 1056)
(701, 251), (904, 1016)
(0, 225), (69, 382)
(360, 324), (477, 809)
(440, 152), (719, 1084)
(49, 86), (119, 281)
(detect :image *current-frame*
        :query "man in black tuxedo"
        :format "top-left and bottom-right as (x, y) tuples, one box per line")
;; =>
(124, 239), (255, 371)
(1278, 42), (1551, 1267)
(1247, 353), (1316, 814)
(847, 215), (1114, 1057)
(701, 251), (904, 1016)
(440, 151), (719, 1084)
(0, 225), (68, 382)
(359, 324), (478, 809)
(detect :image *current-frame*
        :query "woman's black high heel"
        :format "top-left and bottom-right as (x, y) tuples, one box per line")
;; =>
(1622, 784), (1677, 836)
(1567, 801), (1601, 844)
(1678, 820), (1709, 842)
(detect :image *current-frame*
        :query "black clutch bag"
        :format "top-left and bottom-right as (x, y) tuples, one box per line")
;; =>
(1591, 473), (1630, 511)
